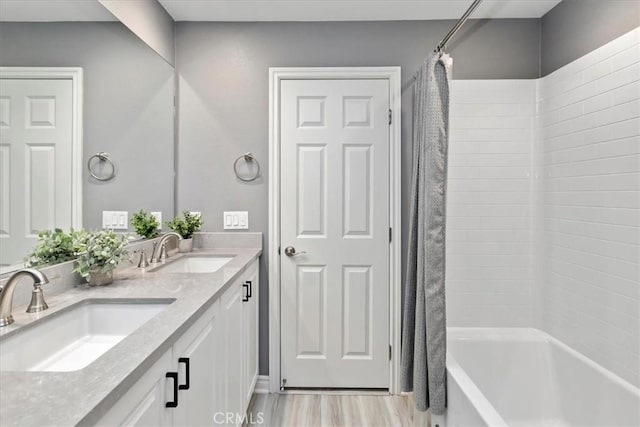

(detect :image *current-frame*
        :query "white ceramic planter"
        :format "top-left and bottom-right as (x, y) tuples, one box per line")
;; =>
(179, 238), (194, 253)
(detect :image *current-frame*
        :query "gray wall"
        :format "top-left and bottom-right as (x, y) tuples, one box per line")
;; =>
(175, 19), (541, 375)
(541, 0), (640, 75)
(0, 22), (175, 231)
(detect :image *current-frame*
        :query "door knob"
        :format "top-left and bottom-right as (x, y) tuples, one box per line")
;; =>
(284, 246), (306, 257)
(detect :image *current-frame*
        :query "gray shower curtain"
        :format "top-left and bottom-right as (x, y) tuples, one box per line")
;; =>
(401, 52), (451, 415)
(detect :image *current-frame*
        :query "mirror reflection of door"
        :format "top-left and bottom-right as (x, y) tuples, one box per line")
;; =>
(0, 76), (76, 269)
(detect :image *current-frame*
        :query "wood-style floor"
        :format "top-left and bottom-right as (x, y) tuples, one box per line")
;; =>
(245, 393), (430, 427)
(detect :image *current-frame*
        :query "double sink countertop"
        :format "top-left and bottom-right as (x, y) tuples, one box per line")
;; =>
(0, 246), (261, 426)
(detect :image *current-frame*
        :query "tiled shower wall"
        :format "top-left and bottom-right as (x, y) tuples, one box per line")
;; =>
(537, 27), (640, 387)
(446, 80), (536, 327)
(447, 27), (639, 387)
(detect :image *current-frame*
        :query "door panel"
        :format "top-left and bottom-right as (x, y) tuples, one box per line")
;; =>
(0, 79), (73, 266)
(280, 79), (390, 389)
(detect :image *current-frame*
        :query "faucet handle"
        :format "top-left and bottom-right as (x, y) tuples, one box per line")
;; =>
(158, 243), (169, 261)
(26, 283), (48, 313)
(135, 249), (150, 268)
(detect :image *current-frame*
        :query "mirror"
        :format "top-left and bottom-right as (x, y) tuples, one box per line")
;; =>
(0, 3), (175, 271)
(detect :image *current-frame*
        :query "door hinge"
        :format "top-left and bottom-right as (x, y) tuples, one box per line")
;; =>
(278, 246), (281, 255)
(389, 227), (392, 242)
(389, 345), (392, 360)
(388, 109), (392, 125)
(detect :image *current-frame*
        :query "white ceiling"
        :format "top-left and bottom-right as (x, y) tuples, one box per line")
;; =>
(159, 0), (563, 22)
(0, 0), (563, 22)
(0, 1), (117, 22)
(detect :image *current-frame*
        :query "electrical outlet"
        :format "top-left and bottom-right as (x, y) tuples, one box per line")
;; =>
(223, 211), (248, 230)
(151, 212), (162, 229)
(102, 211), (128, 230)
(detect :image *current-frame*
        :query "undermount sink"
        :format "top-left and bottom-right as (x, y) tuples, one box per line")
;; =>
(152, 255), (234, 274)
(0, 299), (173, 372)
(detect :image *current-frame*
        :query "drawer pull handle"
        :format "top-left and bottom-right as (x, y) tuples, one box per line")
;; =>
(242, 282), (250, 302)
(165, 372), (179, 408)
(178, 357), (190, 390)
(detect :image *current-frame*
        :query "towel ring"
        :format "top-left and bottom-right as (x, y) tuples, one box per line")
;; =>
(87, 152), (116, 181)
(233, 152), (260, 182)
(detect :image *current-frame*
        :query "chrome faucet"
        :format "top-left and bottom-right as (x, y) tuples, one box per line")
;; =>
(0, 268), (49, 327)
(150, 232), (182, 263)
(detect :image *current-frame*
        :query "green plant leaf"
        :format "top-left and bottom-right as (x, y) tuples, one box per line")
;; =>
(166, 210), (203, 239)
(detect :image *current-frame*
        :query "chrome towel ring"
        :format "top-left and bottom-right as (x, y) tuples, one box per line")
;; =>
(87, 152), (116, 181)
(233, 152), (260, 182)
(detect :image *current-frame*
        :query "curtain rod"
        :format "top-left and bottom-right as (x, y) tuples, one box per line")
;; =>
(434, 0), (483, 53)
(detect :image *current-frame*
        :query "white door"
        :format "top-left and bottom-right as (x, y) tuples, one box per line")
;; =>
(0, 78), (73, 266)
(280, 79), (390, 389)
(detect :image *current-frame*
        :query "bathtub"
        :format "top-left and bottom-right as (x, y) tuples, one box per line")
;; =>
(433, 328), (640, 427)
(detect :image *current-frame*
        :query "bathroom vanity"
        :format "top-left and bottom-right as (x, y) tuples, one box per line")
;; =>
(0, 239), (261, 426)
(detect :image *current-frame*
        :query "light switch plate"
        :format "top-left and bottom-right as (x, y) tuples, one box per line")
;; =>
(223, 211), (248, 230)
(151, 212), (162, 229)
(102, 211), (128, 230)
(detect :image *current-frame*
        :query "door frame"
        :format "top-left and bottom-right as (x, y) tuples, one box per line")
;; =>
(0, 66), (84, 228)
(268, 67), (402, 394)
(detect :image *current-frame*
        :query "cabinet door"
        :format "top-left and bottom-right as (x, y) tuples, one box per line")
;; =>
(220, 279), (244, 426)
(97, 350), (173, 427)
(173, 301), (220, 427)
(242, 261), (259, 407)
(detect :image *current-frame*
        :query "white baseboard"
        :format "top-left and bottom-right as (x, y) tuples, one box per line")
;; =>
(254, 375), (270, 394)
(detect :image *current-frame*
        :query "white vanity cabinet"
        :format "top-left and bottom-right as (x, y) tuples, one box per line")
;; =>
(97, 259), (259, 427)
(242, 263), (259, 406)
(97, 349), (175, 426)
(172, 300), (221, 427)
(219, 260), (259, 426)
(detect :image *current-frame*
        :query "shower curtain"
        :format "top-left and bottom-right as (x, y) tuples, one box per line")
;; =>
(401, 52), (451, 415)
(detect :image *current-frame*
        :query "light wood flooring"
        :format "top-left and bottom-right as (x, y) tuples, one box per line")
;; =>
(245, 393), (430, 427)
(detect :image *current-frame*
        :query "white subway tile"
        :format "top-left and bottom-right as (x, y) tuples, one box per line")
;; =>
(570, 80), (599, 103)
(544, 217), (640, 245)
(545, 136), (640, 164)
(611, 45), (640, 72)
(545, 205), (640, 227)
(582, 59), (613, 83)
(581, 91), (613, 114)
(610, 81), (640, 106)
(449, 46), (640, 382)
(449, 141), (530, 155)
(597, 62), (640, 94)
(447, 178), (530, 192)
(448, 166), (530, 179)
(449, 154), (530, 168)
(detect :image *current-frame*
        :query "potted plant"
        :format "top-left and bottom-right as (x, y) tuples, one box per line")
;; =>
(25, 228), (86, 267)
(73, 230), (129, 286)
(166, 210), (203, 253)
(131, 209), (160, 239)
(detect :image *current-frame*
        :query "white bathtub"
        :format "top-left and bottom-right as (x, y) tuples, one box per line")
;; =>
(435, 328), (640, 427)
